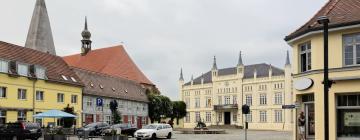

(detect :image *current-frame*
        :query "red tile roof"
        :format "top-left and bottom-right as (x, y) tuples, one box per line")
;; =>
(285, 0), (360, 41)
(63, 45), (153, 85)
(0, 41), (83, 86)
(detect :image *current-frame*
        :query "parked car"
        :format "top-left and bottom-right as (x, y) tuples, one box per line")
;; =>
(0, 122), (42, 140)
(102, 124), (138, 137)
(77, 122), (110, 137)
(134, 124), (173, 140)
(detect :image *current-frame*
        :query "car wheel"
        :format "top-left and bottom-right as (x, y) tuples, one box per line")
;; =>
(167, 132), (172, 139)
(151, 133), (156, 140)
(89, 131), (95, 136)
(137, 138), (141, 140)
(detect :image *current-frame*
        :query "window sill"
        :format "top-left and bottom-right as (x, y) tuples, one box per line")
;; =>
(36, 100), (44, 102)
(18, 99), (27, 101)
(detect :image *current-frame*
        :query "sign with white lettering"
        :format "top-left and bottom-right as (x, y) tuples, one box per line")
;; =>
(96, 98), (103, 107)
(282, 105), (296, 109)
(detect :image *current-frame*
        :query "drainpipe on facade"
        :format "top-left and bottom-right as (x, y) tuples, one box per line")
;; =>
(32, 80), (36, 123)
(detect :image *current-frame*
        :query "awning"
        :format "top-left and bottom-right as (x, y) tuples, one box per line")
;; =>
(33, 110), (77, 118)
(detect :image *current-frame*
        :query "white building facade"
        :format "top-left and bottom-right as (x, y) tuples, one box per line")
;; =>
(179, 52), (293, 131)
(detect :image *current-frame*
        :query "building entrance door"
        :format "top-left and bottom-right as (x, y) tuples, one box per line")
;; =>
(224, 112), (231, 125)
(305, 103), (315, 139)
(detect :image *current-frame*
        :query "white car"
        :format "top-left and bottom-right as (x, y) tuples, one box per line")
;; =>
(134, 124), (173, 140)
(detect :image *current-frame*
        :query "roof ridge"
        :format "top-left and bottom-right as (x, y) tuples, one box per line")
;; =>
(73, 67), (140, 85)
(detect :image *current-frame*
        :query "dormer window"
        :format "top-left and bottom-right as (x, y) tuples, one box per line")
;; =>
(100, 85), (104, 89)
(124, 89), (128, 93)
(70, 77), (77, 82)
(61, 75), (68, 80)
(17, 64), (28, 76)
(0, 60), (8, 73)
(35, 66), (46, 79)
(112, 88), (116, 91)
(90, 82), (94, 87)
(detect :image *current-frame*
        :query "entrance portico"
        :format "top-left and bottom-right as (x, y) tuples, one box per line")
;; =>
(214, 104), (239, 126)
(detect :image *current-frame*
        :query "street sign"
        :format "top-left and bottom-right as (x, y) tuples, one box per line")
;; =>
(96, 98), (103, 107)
(282, 105), (296, 109)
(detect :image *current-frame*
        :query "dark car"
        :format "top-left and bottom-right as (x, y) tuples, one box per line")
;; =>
(0, 122), (42, 140)
(77, 122), (110, 137)
(102, 124), (138, 137)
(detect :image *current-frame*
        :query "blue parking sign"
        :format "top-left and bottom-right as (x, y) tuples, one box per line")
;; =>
(96, 98), (103, 106)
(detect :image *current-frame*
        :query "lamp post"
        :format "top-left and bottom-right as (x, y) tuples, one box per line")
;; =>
(317, 16), (330, 140)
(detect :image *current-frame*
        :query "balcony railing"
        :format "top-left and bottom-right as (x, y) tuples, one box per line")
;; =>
(214, 104), (238, 110)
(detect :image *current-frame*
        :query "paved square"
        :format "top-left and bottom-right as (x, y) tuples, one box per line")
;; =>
(41, 130), (291, 140)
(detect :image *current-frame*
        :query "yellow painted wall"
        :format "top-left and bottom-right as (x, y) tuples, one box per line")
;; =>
(289, 27), (360, 140)
(0, 73), (83, 127)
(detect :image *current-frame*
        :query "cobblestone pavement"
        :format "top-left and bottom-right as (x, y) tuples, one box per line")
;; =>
(39, 129), (291, 140)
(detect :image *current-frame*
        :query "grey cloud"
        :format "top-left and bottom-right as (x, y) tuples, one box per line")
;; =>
(0, 0), (327, 100)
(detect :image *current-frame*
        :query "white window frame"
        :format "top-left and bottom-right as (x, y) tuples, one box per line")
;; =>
(35, 66), (46, 79)
(260, 111), (267, 123)
(185, 113), (190, 123)
(274, 92), (282, 105)
(57, 93), (64, 103)
(195, 98), (200, 108)
(246, 111), (252, 122)
(224, 96), (230, 105)
(206, 97), (212, 108)
(36, 91), (44, 101)
(299, 42), (311, 72)
(233, 95), (237, 104)
(0, 87), (6, 98)
(17, 111), (26, 121)
(17, 63), (29, 76)
(274, 110), (283, 123)
(18, 89), (27, 100)
(206, 112), (211, 122)
(195, 112), (200, 122)
(245, 94), (252, 106)
(71, 95), (77, 104)
(0, 60), (8, 73)
(260, 94), (267, 105)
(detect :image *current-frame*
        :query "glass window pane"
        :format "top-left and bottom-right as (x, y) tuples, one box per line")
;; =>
(348, 95), (358, 106)
(356, 45), (360, 64)
(345, 36), (353, 45)
(345, 46), (354, 65)
(338, 96), (347, 106)
(356, 35), (360, 43)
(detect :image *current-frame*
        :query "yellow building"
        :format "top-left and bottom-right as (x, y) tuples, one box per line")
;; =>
(0, 41), (83, 127)
(285, 0), (360, 139)
(179, 52), (293, 131)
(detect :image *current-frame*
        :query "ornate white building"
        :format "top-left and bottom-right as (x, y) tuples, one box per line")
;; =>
(179, 52), (293, 131)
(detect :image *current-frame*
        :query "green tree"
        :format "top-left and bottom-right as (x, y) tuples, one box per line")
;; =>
(171, 101), (187, 125)
(147, 94), (173, 123)
(110, 100), (122, 124)
(62, 104), (75, 128)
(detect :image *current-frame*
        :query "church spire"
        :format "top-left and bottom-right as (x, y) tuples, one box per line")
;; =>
(81, 17), (92, 56)
(212, 56), (218, 70)
(179, 68), (184, 81)
(285, 50), (291, 65)
(237, 51), (243, 66)
(25, 0), (56, 55)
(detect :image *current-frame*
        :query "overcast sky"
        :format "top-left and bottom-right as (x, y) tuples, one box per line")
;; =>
(0, 0), (327, 100)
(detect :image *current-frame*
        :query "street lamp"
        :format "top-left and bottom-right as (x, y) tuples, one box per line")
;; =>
(317, 15), (331, 140)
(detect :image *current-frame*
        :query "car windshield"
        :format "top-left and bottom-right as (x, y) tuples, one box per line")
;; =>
(143, 125), (157, 129)
(84, 123), (98, 128)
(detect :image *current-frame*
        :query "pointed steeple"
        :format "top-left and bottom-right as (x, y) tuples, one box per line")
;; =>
(81, 17), (92, 55)
(25, 0), (56, 55)
(237, 51), (243, 66)
(179, 68), (184, 81)
(285, 50), (291, 65)
(212, 56), (218, 70)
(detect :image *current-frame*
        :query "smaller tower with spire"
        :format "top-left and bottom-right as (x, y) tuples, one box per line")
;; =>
(237, 51), (244, 78)
(81, 17), (92, 56)
(211, 56), (218, 79)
